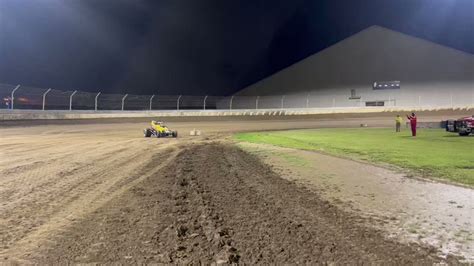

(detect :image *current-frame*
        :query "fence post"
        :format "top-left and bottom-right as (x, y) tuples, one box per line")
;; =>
(229, 96), (235, 110)
(149, 95), (155, 111)
(69, 90), (77, 111)
(95, 92), (101, 111)
(121, 94), (128, 111)
(256, 96), (259, 110)
(177, 95), (182, 110)
(11, 84), (20, 110)
(203, 95), (208, 110)
(306, 93), (310, 108)
(42, 88), (52, 111)
(281, 95), (285, 109)
(450, 92), (453, 108)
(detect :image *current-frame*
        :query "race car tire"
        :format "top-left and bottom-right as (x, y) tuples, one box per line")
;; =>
(144, 129), (151, 137)
(172, 131), (178, 138)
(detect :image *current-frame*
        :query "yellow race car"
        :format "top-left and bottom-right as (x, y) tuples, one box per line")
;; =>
(144, 121), (178, 138)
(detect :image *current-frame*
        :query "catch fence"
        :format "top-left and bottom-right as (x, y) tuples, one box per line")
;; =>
(1, 83), (472, 111)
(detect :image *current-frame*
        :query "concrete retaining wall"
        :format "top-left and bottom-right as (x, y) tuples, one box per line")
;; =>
(1, 106), (472, 121)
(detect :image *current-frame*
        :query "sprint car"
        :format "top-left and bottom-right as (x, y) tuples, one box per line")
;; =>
(144, 121), (178, 138)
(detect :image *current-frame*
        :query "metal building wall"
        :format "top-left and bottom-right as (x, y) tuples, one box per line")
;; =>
(236, 26), (474, 108)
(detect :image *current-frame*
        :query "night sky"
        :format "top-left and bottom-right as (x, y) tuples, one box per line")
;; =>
(0, 0), (472, 96)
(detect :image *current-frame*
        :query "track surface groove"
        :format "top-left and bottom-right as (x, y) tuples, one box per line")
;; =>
(13, 143), (457, 264)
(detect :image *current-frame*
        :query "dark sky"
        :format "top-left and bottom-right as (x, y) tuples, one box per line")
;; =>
(0, 0), (472, 95)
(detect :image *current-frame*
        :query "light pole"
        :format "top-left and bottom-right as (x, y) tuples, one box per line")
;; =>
(281, 95), (285, 109)
(256, 96), (259, 110)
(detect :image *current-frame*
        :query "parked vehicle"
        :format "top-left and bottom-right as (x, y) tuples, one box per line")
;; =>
(446, 116), (474, 136)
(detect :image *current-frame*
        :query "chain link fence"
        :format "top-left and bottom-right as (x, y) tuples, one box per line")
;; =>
(1, 83), (473, 111)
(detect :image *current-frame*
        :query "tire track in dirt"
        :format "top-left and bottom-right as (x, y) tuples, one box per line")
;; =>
(11, 142), (460, 264)
(174, 144), (460, 264)
(0, 142), (179, 262)
(0, 138), (136, 176)
(158, 148), (241, 264)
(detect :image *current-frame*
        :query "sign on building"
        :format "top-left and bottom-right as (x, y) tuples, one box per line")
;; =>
(373, 81), (400, 90)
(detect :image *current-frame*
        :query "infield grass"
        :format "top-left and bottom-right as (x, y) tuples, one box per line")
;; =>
(235, 128), (474, 186)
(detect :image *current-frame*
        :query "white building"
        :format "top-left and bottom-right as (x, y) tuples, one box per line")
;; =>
(234, 25), (474, 109)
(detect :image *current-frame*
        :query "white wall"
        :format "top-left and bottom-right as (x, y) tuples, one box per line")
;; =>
(236, 26), (474, 109)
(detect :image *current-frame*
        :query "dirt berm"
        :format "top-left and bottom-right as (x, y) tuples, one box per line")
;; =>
(22, 143), (459, 264)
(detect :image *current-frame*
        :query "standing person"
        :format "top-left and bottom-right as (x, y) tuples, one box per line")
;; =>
(406, 112), (417, 137)
(395, 115), (403, 132)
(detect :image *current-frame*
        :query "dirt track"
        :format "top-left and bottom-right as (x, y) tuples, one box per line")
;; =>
(9, 144), (457, 264)
(0, 114), (471, 263)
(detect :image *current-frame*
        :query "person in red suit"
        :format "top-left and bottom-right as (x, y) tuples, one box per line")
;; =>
(406, 112), (417, 137)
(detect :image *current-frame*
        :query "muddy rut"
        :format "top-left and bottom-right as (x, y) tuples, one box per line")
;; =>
(7, 143), (459, 264)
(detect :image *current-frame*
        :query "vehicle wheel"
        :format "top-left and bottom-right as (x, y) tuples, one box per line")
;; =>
(459, 132), (469, 136)
(144, 129), (151, 137)
(172, 131), (178, 138)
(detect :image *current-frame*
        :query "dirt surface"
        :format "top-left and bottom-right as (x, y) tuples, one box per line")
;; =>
(1, 108), (471, 127)
(4, 144), (459, 264)
(0, 116), (471, 264)
(240, 142), (474, 262)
